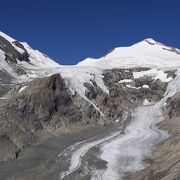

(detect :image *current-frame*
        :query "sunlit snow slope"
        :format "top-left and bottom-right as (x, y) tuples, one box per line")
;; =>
(77, 38), (180, 69)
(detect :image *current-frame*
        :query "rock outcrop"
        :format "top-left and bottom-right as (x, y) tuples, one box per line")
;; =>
(83, 68), (172, 123)
(165, 92), (180, 118)
(0, 35), (29, 76)
(0, 74), (101, 161)
(0, 35), (30, 63)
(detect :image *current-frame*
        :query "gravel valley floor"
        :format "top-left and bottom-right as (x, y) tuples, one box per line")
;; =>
(0, 126), (116, 180)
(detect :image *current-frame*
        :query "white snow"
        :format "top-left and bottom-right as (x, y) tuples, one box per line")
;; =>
(20, 42), (60, 68)
(126, 84), (131, 88)
(142, 85), (149, 88)
(115, 119), (120, 123)
(133, 69), (173, 82)
(76, 38), (180, 70)
(18, 85), (27, 92)
(143, 99), (150, 105)
(126, 84), (140, 89)
(126, 84), (149, 89)
(0, 31), (15, 42)
(118, 79), (132, 83)
(77, 57), (99, 66)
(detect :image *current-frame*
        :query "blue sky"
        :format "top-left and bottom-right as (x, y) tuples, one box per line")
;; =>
(0, 0), (180, 65)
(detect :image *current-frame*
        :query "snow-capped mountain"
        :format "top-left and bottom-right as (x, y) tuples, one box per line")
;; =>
(1, 32), (180, 180)
(77, 38), (180, 69)
(0, 31), (60, 79)
(1, 31), (180, 98)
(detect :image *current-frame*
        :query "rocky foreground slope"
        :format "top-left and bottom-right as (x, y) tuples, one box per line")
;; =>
(0, 32), (180, 179)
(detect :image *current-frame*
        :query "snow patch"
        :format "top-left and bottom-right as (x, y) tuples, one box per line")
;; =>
(142, 85), (149, 88)
(133, 69), (173, 82)
(20, 42), (60, 68)
(143, 99), (150, 105)
(118, 79), (132, 83)
(18, 86), (27, 92)
(126, 84), (140, 89)
(0, 49), (19, 78)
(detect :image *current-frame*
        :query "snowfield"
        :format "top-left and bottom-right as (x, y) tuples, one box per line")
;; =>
(77, 38), (180, 70)
(133, 69), (173, 82)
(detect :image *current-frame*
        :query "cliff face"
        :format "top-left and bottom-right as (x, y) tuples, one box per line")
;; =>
(0, 35), (30, 64)
(165, 91), (180, 118)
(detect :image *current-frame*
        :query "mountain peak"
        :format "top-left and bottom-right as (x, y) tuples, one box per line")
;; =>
(143, 38), (157, 44)
(136, 38), (163, 46)
(133, 38), (173, 49)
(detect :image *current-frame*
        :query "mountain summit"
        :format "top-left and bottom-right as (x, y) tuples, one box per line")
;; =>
(77, 37), (180, 68)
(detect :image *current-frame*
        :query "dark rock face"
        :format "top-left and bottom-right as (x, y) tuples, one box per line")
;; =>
(83, 68), (172, 122)
(165, 92), (180, 118)
(165, 70), (177, 79)
(0, 74), (101, 161)
(0, 133), (19, 161)
(0, 35), (30, 63)
(103, 68), (167, 102)
(3, 74), (83, 131)
(0, 35), (30, 75)
(0, 70), (14, 97)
